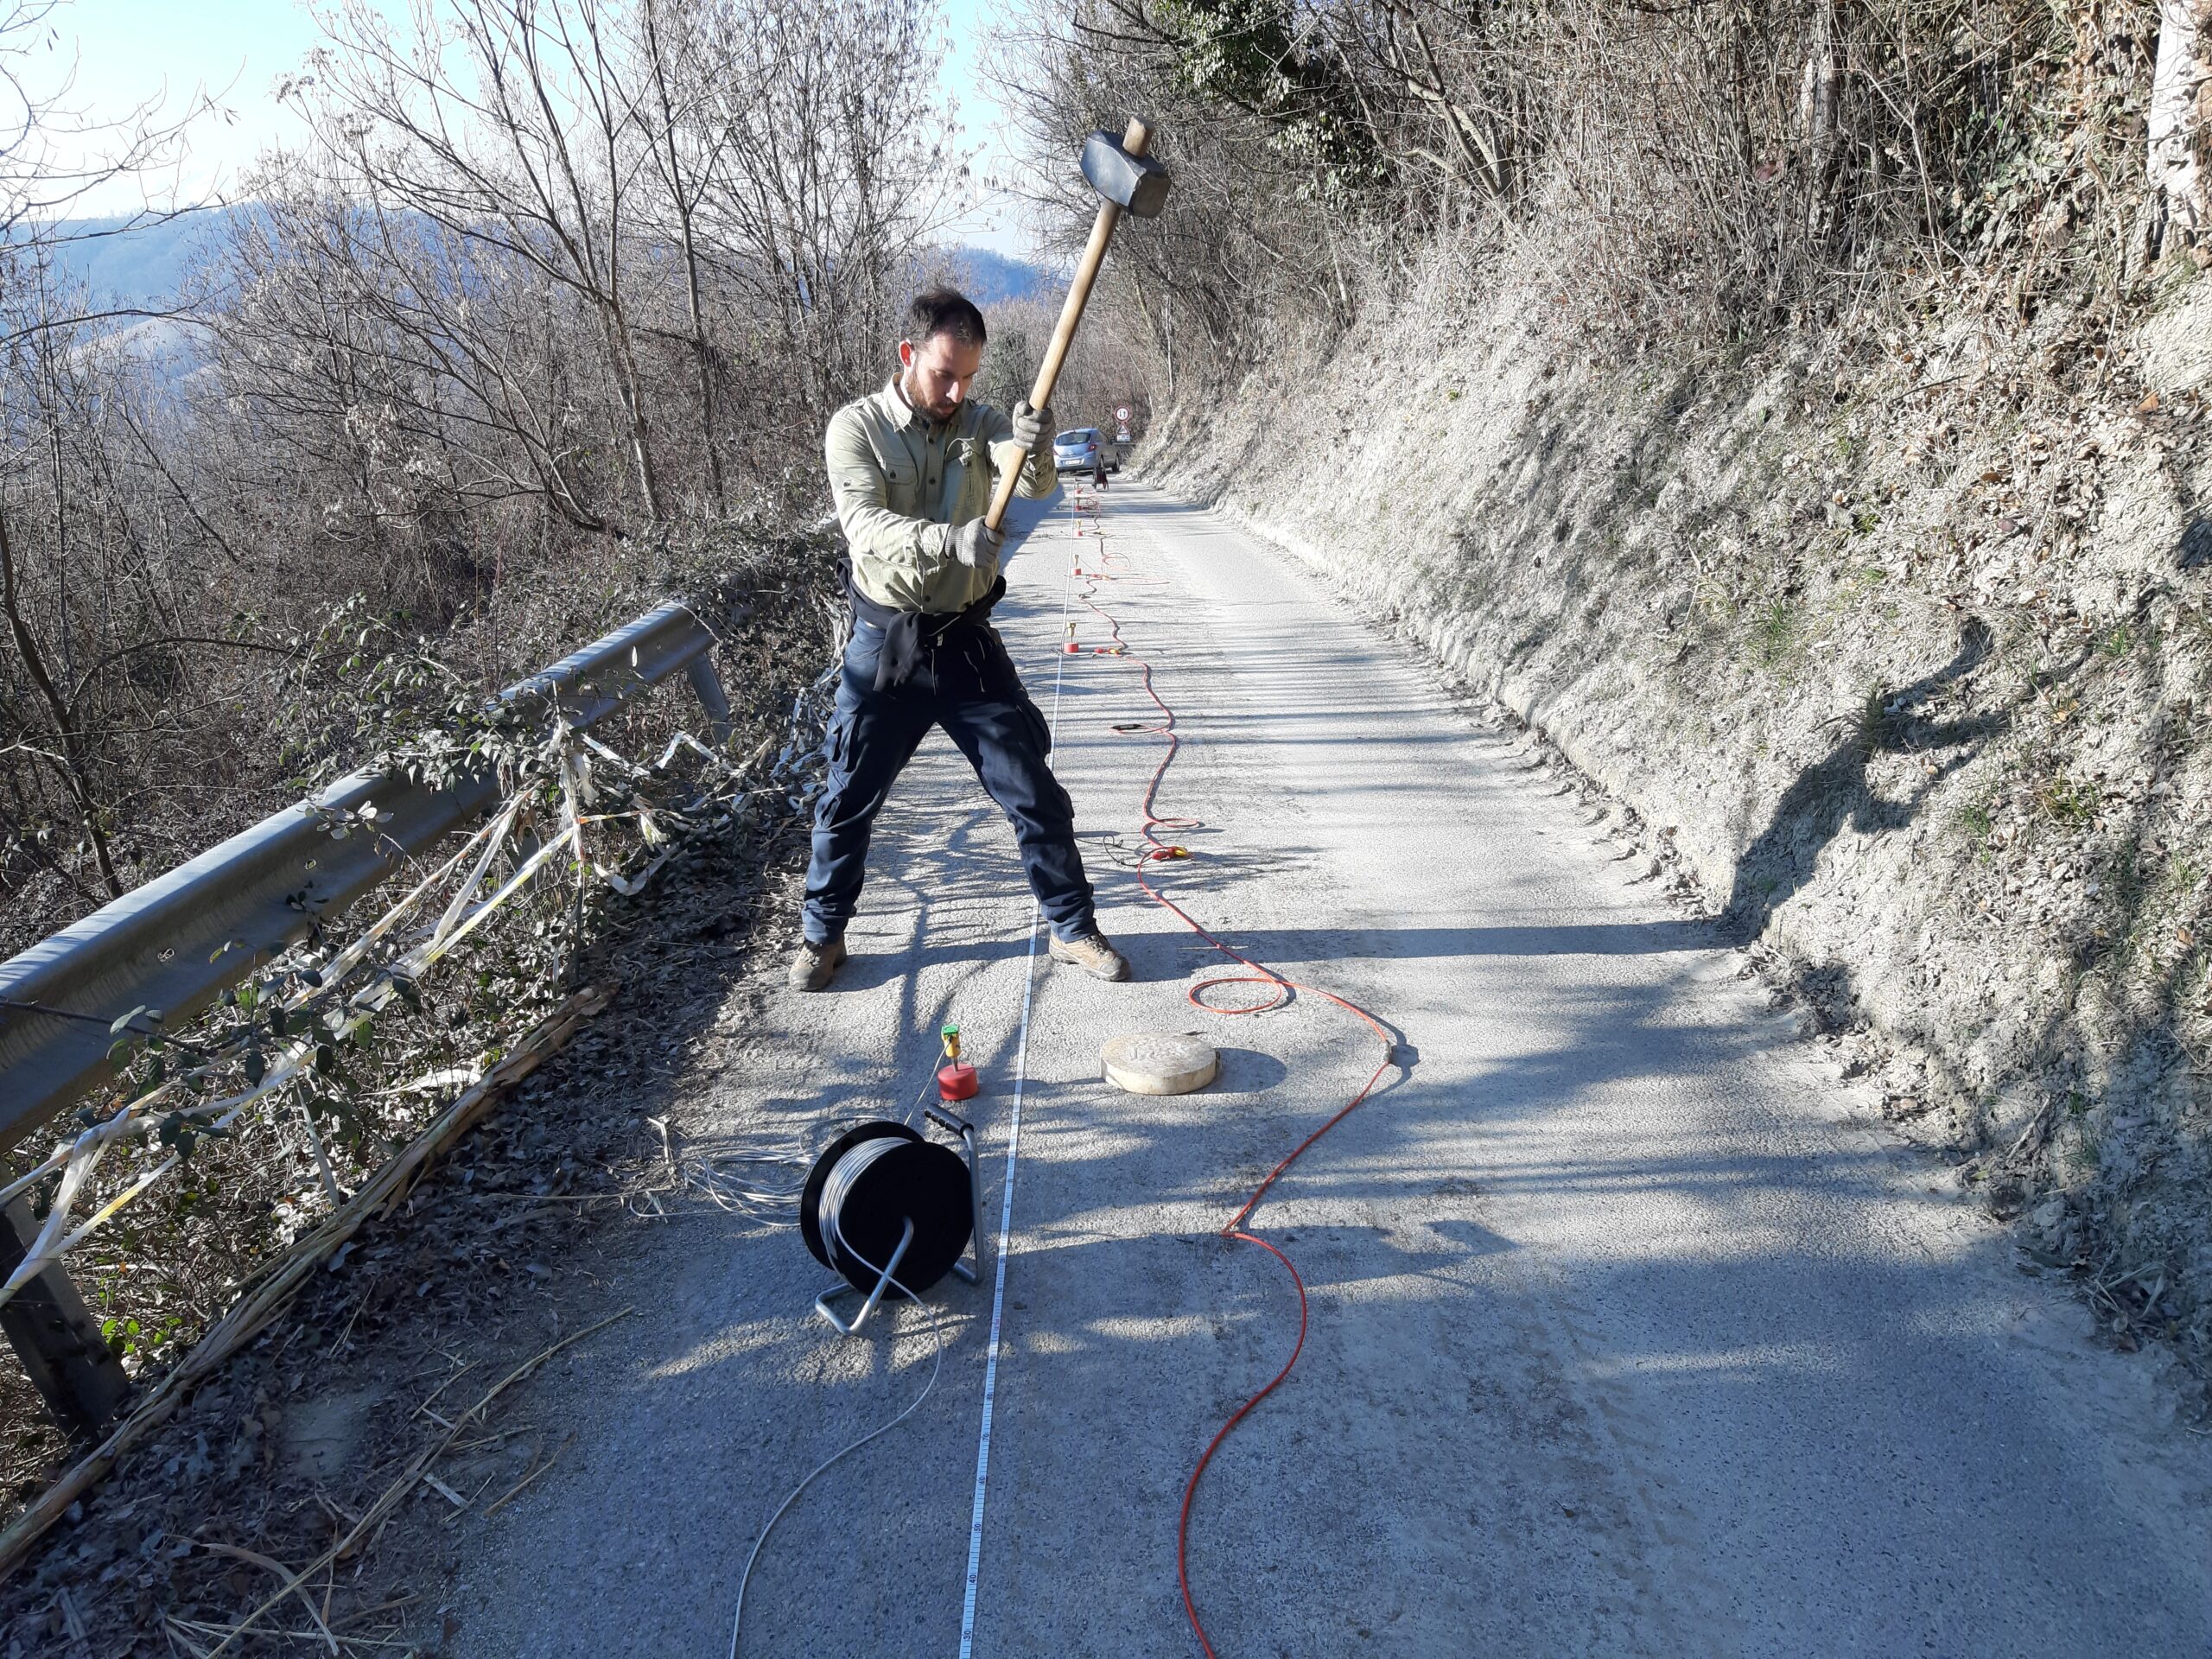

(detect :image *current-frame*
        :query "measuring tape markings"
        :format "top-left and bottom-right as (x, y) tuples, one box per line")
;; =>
(957, 491), (1084, 1659)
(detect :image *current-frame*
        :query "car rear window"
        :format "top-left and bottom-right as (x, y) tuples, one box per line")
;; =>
(1056, 429), (1097, 443)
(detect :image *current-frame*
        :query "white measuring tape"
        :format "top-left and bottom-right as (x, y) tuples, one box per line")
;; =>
(957, 495), (1083, 1658)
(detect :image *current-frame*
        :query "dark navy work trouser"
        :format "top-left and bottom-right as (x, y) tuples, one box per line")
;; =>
(801, 617), (1096, 944)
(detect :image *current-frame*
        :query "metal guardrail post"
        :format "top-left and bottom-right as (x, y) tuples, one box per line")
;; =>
(685, 655), (735, 744)
(0, 599), (727, 1420)
(0, 1195), (130, 1427)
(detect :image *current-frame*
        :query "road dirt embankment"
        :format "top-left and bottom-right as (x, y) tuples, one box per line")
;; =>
(1143, 262), (2212, 1388)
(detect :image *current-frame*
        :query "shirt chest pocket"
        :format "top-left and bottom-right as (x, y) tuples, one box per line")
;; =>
(943, 438), (992, 512)
(877, 450), (921, 507)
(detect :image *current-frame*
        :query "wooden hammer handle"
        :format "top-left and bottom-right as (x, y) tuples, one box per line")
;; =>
(984, 117), (1153, 534)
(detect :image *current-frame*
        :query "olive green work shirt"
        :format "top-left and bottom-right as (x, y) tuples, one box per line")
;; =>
(823, 378), (1058, 613)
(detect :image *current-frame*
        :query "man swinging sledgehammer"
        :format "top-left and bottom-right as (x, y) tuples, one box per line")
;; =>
(791, 119), (1169, 992)
(789, 288), (1131, 990)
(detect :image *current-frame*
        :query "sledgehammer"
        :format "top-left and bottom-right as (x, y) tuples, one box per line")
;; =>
(984, 117), (1171, 532)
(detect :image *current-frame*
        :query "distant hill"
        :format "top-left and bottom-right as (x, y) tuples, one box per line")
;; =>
(947, 245), (1058, 307)
(25, 209), (1058, 315)
(22, 209), (242, 305)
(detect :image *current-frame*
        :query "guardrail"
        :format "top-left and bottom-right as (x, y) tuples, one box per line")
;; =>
(0, 599), (731, 1423)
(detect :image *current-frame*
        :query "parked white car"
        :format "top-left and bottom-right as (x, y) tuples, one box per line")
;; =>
(1052, 426), (1119, 475)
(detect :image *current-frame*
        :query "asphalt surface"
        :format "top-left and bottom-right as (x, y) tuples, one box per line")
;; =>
(448, 480), (2212, 1658)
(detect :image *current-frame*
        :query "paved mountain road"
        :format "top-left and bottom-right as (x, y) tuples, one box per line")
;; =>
(448, 482), (2212, 1657)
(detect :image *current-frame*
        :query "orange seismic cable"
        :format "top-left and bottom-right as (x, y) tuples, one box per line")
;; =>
(1061, 486), (1399, 1657)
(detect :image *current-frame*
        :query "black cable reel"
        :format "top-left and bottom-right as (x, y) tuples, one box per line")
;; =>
(799, 1108), (983, 1335)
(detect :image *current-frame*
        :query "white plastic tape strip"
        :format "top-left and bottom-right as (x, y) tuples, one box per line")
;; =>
(957, 510), (1079, 1658)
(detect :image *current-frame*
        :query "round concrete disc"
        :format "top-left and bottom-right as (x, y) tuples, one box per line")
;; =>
(1102, 1032), (1219, 1096)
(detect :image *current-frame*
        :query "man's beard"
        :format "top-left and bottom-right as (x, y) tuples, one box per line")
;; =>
(903, 369), (959, 423)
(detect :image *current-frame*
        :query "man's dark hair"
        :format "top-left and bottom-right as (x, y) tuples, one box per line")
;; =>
(906, 287), (987, 347)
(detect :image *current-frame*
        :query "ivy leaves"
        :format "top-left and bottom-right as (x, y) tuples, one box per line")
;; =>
(1152, 0), (1385, 191)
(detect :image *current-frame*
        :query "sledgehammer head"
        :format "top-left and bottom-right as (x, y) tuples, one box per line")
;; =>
(1083, 124), (1171, 219)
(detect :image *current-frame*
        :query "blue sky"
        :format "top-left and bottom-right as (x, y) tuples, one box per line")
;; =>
(47, 0), (1036, 255)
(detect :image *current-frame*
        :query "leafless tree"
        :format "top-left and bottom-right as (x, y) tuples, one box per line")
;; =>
(679, 0), (970, 419)
(296, 0), (672, 523)
(0, 2), (245, 912)
(3, 0), (985, 954)
(213, 157), (627, 537)
(632, 0), (728, 510)
(997, 0), (2180, 394)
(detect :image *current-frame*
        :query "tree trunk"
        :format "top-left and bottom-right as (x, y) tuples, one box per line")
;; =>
(1801, 0), (1846, 242)
(675, 223), (724, 514)
(644, 0), (726, 513)
(0, 505), (123, 899)
(598, 296), (666, 524)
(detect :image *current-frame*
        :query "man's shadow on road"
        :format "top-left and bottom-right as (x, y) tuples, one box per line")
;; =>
(1723, 615), (2009, 938)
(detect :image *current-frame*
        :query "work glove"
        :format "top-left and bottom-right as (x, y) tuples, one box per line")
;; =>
(1009, 398), (1052, 454)
(950, 516), (1005, 569)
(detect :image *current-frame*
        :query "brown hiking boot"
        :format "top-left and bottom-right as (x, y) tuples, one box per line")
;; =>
(1048, 927), (1131, 982)
(787, 935), (848, 992)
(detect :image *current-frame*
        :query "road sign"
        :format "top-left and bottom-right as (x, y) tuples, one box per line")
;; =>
(1115, 405), (1131, 423)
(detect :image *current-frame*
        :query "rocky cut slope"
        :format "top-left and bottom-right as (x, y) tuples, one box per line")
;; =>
(1142, 256), (2212, 1383)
